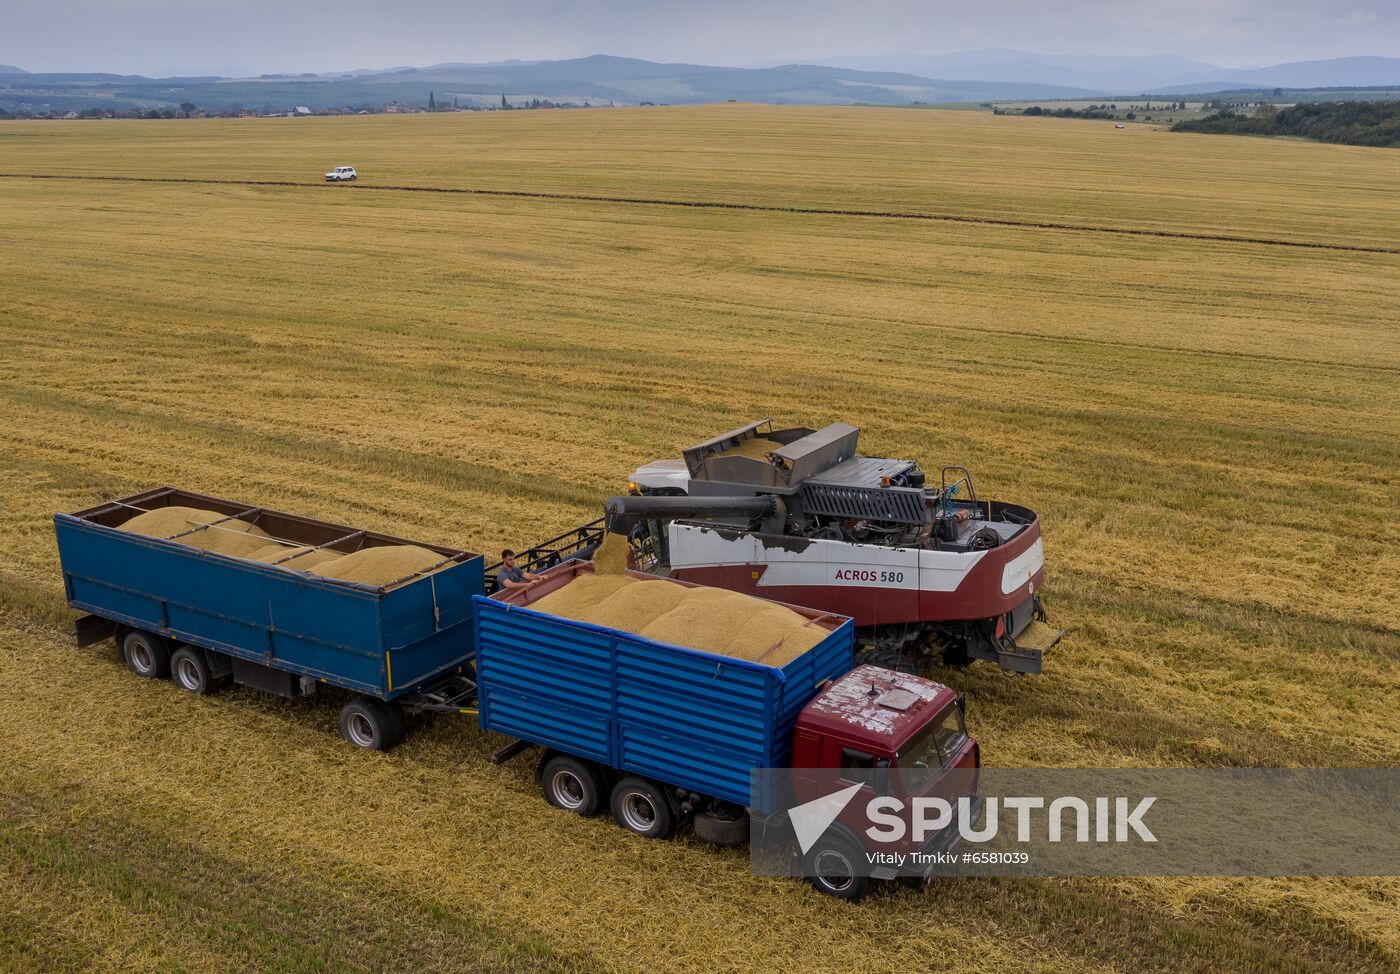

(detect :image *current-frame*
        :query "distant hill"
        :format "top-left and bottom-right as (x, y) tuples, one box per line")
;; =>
(0, 65), (28, 75)
(803, 51), (1221, 94)
(803, 51), (1400, 96)
(0, 54), (1097, 113)
(306, 54), (1098, 103)
(1216, 56), (1400, 89)
(4, 52), (1399, 115)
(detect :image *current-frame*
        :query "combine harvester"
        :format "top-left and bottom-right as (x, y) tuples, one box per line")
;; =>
(506, 420), (1061, 674)
(53, 487), (978, 900)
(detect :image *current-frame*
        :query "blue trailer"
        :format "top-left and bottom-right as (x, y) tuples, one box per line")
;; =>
(55, 487), (483, 749)
(475, 560), (855, 812)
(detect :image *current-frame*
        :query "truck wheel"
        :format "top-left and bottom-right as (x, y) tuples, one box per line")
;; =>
(541, 755), (605, 816)
(122, 631), (170, 680)
(694, 808), (750, 846)
(383, 700), (406, 741)
(805, 835), (871, 902)
(610, 776), (676, 839)
(338, 698), (403, 751)
(170, 646), (214, 694)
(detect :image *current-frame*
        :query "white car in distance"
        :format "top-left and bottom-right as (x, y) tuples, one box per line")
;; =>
(325, 166), (358, 182)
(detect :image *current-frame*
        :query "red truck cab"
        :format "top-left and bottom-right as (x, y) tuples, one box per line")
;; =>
(786, 665), (980, 899)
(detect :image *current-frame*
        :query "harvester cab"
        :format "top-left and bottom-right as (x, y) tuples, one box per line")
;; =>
(609, 419), (1062, 675)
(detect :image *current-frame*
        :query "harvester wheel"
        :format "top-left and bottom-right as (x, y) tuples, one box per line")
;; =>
(122, 630), (171, 680)
(541, 754), (606, 817)
(940, 639), (971, 669)
(926, 631), (970, 669)
(338, 698), (403, 751)
(610, 776), (676, 839)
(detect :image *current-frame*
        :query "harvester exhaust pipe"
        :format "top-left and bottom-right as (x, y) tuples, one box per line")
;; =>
(603, 494), (777, 535)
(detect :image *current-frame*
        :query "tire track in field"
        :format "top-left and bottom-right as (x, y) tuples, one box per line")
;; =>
(3, 171), (1398, 256)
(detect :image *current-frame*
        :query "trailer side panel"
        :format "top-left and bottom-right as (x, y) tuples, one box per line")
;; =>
(54, 491), (483, 700)
(473, 592), (853, 807)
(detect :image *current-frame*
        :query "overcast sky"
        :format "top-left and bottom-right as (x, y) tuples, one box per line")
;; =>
(3, 1), (1395, 75)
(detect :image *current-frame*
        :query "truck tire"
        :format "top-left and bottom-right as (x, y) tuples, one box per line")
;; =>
(541, 754), (606, 817)
(122, 630), (170, 680)
(610, 776), (676, 839)
(170, 646), (214, 694)
(338, 698), (403, 751)
(383, 700), (406, 742)
(694, 808), (750, 846)
(805, 834), (871, 902)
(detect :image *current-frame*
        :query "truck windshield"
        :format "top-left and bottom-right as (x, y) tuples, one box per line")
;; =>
(896, 705), (968, 770)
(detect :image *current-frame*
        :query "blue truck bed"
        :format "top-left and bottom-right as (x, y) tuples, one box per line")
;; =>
(474, 563), (855, 809)
(55, 487), (483, 700)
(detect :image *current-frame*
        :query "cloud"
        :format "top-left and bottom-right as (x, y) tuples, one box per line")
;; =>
(1336, 8), (1379, 27)
(1, 0), (1396, 75)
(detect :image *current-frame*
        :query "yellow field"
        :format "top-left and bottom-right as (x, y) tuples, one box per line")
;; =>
(0, 106), (1396, 973)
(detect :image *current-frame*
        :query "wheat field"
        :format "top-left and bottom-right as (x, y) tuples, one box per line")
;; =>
(0, 106), (1397, 974)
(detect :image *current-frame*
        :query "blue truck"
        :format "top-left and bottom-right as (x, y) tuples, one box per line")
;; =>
(55, 488), (978, 899)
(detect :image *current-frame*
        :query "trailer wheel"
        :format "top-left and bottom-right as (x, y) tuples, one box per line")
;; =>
(170, 646), (214, 694)
(694, 808), (750, 846)
(338, 698), (403, 751)
(383, 700), (406, 742)
(610, 776), (676, 839)
(541, 755), (606, 816)
(122, 630), (170, 680)
(805, 834), (870, 902)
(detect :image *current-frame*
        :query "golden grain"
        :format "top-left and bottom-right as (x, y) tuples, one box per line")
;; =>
(532, 569), (824, 664)
(312, 545), (447, 586)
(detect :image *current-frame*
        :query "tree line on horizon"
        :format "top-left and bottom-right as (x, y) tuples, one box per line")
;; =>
(1173, 100), (1400, 148)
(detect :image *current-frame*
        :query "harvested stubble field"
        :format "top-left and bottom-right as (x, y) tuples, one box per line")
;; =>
(0, 106), (1397, 973)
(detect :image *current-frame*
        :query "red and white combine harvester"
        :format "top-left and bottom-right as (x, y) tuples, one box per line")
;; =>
(502, 420), (1061, 674)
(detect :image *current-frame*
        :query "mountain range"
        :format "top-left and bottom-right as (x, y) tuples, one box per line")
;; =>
(2, 52), (1398, 114)
(789, 51), (1400, 95)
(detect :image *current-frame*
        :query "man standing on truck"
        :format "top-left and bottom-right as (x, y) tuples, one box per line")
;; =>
(497, 549), (542, 591)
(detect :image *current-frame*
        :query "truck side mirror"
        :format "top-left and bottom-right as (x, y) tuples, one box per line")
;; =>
(956, 692), (967, 713)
